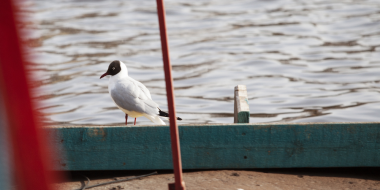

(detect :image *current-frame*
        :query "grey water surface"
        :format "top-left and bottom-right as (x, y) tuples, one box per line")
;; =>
(21, 0), (380, 125)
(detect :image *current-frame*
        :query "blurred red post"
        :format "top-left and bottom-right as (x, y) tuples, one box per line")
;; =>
(156, 0), (186, 190)
(0, 0), (62, 189)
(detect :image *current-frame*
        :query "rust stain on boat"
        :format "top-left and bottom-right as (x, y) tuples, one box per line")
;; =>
(87, 128), (106, 141)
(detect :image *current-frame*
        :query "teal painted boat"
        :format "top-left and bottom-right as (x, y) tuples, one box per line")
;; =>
(49, 122), (380, 170)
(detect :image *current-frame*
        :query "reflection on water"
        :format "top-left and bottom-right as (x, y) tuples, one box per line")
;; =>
(20, 0), (380, 125)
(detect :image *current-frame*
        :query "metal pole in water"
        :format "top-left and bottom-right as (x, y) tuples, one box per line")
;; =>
(155, 0), (186, 189)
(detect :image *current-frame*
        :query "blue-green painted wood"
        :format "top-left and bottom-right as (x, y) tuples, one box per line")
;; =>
(237, 112), (249, 123)
(48, 122), (380, 170)
(0, 98), (11, 189)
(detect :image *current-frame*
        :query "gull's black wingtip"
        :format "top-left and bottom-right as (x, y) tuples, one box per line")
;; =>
(158, 108), (182, 121)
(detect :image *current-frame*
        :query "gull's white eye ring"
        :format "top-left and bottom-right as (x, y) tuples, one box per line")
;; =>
(112, 67), (115, 70)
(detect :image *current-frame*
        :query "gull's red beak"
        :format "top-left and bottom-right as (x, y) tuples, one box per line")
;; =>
(100, 72), (108, 79)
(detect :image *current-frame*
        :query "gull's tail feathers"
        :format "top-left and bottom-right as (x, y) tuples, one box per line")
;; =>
(144, 114), (166, 125)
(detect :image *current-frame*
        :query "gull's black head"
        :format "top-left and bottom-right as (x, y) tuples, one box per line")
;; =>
(100, 60), (122, 79)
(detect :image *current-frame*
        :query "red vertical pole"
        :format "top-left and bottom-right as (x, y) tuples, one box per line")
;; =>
(156, 0), (186, 190)
(0, 0), (61, 189)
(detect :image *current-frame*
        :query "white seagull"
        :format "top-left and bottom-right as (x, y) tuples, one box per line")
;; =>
(100, 60), (182, 125)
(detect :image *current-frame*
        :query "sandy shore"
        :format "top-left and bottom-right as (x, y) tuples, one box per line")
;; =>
(54, 168), (380, 190)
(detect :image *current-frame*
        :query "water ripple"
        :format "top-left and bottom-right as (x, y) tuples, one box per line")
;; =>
(20, 0), (380, 125)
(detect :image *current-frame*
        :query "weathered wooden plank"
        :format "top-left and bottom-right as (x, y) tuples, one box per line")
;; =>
(48, 122), (380, 170)
(234, 85), (249, 123)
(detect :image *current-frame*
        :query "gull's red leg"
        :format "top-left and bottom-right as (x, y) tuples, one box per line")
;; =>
(134, 118), (136, 125)
(125, 114), (128, 125)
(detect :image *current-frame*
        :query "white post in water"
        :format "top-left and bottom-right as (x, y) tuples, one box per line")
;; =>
(234, 85), (250, 123)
